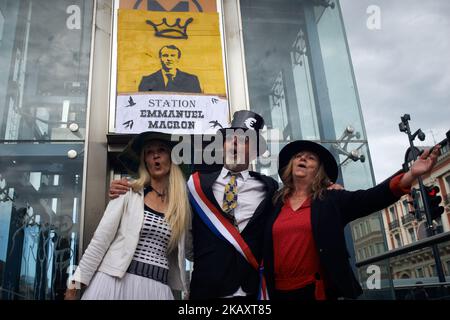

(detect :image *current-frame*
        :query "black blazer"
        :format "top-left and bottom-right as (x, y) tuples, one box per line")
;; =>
(263, 176), (402, 299)
(138, 69), (201, 93)
(189, 170), (279, 299)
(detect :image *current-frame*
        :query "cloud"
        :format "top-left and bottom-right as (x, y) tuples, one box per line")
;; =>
(340, 0), (450, 183)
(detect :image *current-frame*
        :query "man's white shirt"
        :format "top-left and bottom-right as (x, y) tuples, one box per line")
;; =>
(212, 167), (267, 297)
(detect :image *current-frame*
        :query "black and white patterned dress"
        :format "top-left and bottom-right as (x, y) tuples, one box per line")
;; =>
(82, 190), (174, 300)
(127, 204), (171, 284)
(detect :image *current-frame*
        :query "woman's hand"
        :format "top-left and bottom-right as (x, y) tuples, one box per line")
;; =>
(410, 145), (440, 178)
(400, 145), (440, 188)
(64, 288), (80, 300)
(109, 178), (131, 199)
(327, 182), (344, 191)
(64, 280), (85, 300)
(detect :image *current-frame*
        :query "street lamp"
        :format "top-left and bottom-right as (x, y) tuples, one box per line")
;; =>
(398, 114), (446, 284)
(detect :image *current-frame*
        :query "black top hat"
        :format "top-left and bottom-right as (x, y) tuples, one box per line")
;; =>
(278, 140), (338, 183)
(218, 110), (267, 155)
(118, 131), (182, 176)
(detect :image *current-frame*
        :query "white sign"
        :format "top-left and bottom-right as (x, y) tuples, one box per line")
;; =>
(115, 94), (229, 134)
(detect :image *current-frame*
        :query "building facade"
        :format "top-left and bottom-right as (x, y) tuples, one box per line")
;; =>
(0, 0), (396, 300)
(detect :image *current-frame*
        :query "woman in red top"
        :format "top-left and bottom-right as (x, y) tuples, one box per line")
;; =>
(263, 140), (440, 300)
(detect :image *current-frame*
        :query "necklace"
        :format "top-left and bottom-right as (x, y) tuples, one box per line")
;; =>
(149, 185), (166, 201)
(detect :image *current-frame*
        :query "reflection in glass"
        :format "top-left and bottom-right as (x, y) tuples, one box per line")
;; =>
(358, 241), (450, 300)
(0, 144), (83, 300)
(269, 72), (288, 135)
(314, 2), (366, 139)
(0, 0), (92, 300)
(0, 0), (93, 141)
(240, 0), (306, 140)
(291, 29), (319, 140)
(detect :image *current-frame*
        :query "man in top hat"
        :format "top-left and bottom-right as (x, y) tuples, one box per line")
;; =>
(109, 110), (278, 300)
(186, 110), (278, 300)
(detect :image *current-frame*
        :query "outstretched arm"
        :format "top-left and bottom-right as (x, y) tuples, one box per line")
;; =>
(338, 145), (440, 225)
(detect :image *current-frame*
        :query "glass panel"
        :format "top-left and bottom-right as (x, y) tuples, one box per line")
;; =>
(290, 29), (319, 140)
(0, 0), (93, 141)
(437, 240), (450, 279)
(240, 0), (400, 299)
(391, 243), (450, 299)
(353, 214), (387, 263)
(335, 133), (373, 190)
(0, 143), (84, 300)
(314, 1), (366, 140)
(357, 240), (450, 300)
(356, 258), (394, 299)
(240, 0), (314, 140)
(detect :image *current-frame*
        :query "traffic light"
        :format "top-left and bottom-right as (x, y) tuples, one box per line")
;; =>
(425, 185), (444, 221)
(408, 188), (422, 220)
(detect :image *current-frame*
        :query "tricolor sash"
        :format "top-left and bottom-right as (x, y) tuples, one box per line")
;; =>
(187, 172), (269, 300)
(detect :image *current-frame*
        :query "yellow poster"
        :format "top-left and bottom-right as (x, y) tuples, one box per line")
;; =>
(117, 9), (226, 96)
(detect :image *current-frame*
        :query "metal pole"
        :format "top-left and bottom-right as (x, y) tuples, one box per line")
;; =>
(400, 115), (446, 284)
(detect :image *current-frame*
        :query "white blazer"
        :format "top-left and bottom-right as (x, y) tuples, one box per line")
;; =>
(70, 188), (188, 292)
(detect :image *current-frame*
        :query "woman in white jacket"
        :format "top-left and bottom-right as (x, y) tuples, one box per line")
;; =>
(65, 131), (191, 300)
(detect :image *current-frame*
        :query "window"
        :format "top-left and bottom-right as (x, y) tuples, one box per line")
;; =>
(366, 220), (372, 233)
(0, 1), (92, 141)
(369, 245), (375, 256)
(361, 222), (367, 236)
(389, 207), (396, 222)
(355, 225), (361, 239)
(0, 0), (93, 300)
(445, 175), (450, 189)
(408, 228), (417, 242)
(430, 265), (436, 277)
(416, 268), (424, 278)
(445, 175), (450, 203)
(394, 234), (402, 248)
(402, 200), (409, 216)
(376, 243), (384, 255)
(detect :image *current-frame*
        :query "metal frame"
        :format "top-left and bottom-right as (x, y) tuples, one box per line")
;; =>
(81, 0), (114, 252)
(79, 0), (98, 257)
(355, 232), (450, 268)
(221, 0), (250, 114)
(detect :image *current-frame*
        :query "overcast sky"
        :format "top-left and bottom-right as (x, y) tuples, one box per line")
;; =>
(339, 0), (450, 183)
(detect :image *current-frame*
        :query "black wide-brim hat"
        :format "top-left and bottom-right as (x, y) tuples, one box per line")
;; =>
(278, 140), (338, 182)
(217, 110), (267, 156)
(118, 131), (185, 176)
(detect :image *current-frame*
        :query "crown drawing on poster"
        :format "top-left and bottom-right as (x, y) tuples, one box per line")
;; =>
(145, 17), (194, 39)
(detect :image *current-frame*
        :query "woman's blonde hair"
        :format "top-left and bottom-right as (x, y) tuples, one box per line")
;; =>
(273, 156), (331, 204)
(131, 142), (191, 252)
